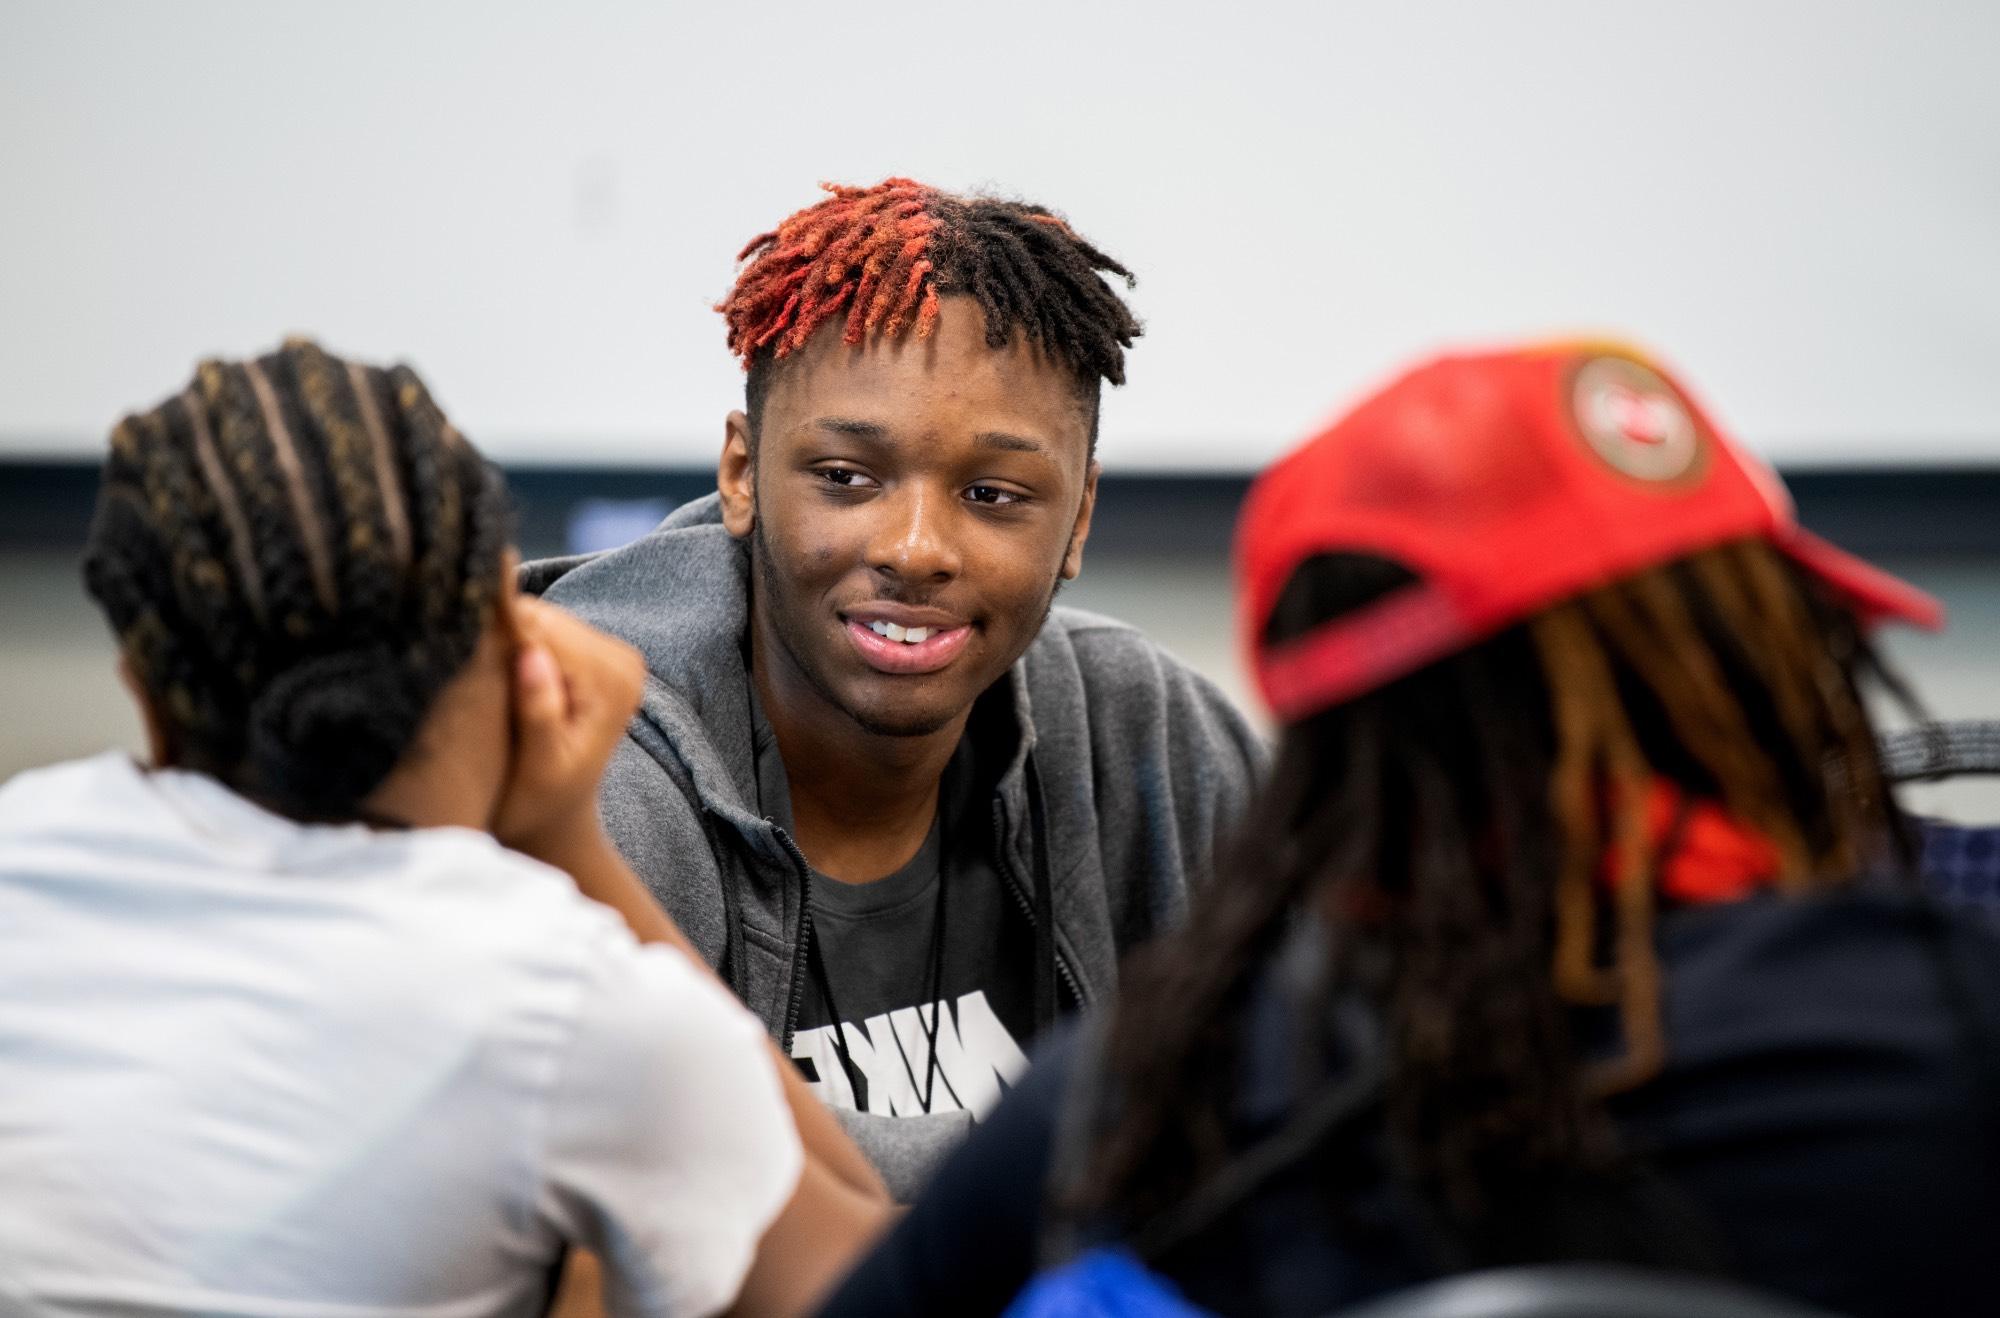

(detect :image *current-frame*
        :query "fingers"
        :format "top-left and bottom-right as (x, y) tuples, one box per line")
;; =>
(520, 598), (645, 730)
(514, 640), (569, 724)
(494, 600), (645, 852)
(509, 599), (571, 745)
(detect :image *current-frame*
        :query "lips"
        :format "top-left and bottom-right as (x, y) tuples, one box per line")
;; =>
(844, 618), (973, 675)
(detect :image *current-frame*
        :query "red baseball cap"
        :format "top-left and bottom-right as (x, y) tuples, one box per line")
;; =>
(1238, 340), (1944, 724)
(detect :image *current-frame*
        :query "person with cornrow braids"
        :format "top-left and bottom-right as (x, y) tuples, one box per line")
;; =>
(820, 342), (2000, 1318)
(0, 340), (890, 1317)
(530, 179), (1265, 1198)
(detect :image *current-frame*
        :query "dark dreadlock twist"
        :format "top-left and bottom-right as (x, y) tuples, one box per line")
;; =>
(84, 339), (508, 823)
(1085, 540), (1914, 1267)
(718, 178), (1142, 453)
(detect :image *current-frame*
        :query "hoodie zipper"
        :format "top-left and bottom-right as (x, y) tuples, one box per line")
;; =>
(991, 795), (1086, 1009)
(770, 822), (816, 1054)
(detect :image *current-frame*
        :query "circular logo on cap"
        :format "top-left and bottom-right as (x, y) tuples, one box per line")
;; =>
(1571, 356), (1703, 483)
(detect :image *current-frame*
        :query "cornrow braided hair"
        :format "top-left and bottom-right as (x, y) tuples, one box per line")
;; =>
(718, 178), (1142, 452)
(84, 339), (508, 823)
(1084, 539), (1913, 1266)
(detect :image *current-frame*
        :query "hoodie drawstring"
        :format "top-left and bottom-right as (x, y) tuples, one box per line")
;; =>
(1025, 753), (1058, 1031)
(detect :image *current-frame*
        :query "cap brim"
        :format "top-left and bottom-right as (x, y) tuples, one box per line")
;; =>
(1780, 528), (1945, 631)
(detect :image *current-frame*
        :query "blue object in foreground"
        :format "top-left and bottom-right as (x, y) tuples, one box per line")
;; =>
(1921, 820), (2000, 912)
(1004, 1248), (1213, 1318)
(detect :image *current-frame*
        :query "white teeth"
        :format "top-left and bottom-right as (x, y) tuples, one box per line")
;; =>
(866, 620), (932, 644)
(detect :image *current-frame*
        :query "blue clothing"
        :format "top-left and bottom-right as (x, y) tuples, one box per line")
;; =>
(1920, 818), (2000, 914)
(1004, 1250), (1211, 1318)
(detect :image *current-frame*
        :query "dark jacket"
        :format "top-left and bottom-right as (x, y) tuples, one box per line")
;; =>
(821, 886), (2000, 1317)
(526, 495), (1265, 1194)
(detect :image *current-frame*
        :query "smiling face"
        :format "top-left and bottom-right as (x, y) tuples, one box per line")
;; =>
(719, 295), (1099, 739)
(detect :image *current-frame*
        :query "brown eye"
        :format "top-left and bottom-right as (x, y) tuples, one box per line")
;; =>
(816, 467), (877, 490)
(965, 484), (1023, 506)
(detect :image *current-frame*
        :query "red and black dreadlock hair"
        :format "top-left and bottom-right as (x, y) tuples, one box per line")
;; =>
(718, 178), (1142, 453)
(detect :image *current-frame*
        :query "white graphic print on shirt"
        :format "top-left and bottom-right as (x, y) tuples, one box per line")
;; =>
(789, 989), (1029, 1119)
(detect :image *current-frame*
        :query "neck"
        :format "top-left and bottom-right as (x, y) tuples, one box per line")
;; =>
(362, 755), (494, 833)
(752, 628), (967, 885)
(355, 680), (506, 834)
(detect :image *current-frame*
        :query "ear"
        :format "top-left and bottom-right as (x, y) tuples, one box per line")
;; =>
(116, 654), (173, 768)
(719, 410), (756, 539)
(1060, 459), (1100, 581)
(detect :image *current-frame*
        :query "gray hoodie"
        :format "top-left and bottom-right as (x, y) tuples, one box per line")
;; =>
(526, 495), (1264, 1195)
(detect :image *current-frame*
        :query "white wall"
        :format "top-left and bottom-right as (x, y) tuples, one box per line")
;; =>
(3, 0), (1996, 470)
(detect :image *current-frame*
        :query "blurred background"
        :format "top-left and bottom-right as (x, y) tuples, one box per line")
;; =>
(2, 1), (1995, 812)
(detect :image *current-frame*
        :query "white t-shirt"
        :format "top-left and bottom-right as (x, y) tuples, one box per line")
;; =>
(0, 753), (801, 1318)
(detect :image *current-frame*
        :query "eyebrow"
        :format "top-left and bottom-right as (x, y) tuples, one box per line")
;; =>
(810, 416), (1049, 456)
(975, 430), (1046, 455)
(812, 416), (886, 439)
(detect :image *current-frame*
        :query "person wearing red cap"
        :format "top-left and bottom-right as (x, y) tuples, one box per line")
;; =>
(817, 341), (1999, 1318)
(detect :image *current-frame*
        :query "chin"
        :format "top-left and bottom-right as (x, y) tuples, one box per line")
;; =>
(837, 689), (965, 739)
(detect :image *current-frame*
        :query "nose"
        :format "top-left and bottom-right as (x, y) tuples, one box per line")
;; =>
(866, 482), (961, 589)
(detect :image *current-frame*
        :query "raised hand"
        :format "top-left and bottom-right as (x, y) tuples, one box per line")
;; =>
(492, 595), (645, 857)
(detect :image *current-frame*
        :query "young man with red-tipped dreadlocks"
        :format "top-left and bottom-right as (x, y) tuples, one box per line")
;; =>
(531, 180), (1263, 1194)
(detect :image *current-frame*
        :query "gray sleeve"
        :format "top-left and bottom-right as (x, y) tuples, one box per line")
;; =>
(1150, 651), (1268, 891)
(595, 733), (733, 972)
(1074, 628), (1269, 936)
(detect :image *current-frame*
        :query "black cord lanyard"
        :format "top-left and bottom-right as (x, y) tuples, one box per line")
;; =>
(806, 813), (952, 1115)
(751, 670), (955, 1115)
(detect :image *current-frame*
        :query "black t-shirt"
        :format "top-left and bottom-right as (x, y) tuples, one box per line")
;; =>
(751, 698), (1038, 1122)
(822, 886), (2000, 1318)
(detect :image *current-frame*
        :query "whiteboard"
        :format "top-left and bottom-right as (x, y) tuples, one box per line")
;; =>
(2, 1), (1996, 470)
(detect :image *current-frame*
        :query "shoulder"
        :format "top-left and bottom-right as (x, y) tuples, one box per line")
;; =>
(528, 495), (747, 660)
(0, 753), (142, 838)
(527, 493), (730, 601)
(539, 930), (802, 1315)
(386, 823), (573, 896)
(536, 523), (741, 614)
(1665, 883), (2000, 957)
(383, 834), (766, 1104)
(1027, 607), (1265, 770)
(1032, 607), (1241, 717)
(1036, 605), (1160, 665)
(1658, 884), (2000, 1031)
(555, 916), (774, 1077)
(344, 829), (691, 1008)
(322, 827), (736, 1042)
(367, 828), (628, 965)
